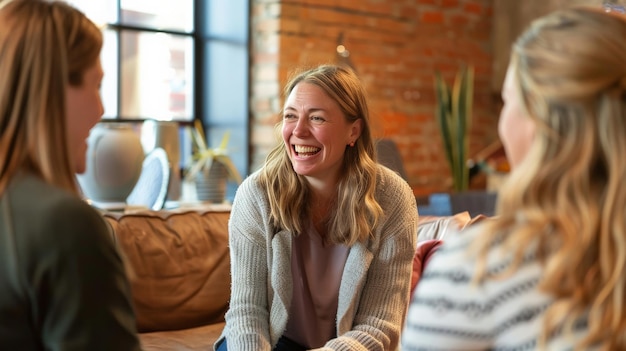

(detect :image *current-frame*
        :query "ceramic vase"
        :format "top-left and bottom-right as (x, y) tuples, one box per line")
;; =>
(77, 122), (144, 204)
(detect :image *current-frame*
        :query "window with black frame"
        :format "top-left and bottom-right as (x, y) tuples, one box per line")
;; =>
(69, 0), (194, 121)
(69, 0), (250, 202)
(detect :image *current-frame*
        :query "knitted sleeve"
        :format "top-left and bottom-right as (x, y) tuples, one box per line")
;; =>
(222, 174), (274, 350)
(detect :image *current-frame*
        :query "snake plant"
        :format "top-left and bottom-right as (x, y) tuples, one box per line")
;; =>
(434, 65), (474, 192)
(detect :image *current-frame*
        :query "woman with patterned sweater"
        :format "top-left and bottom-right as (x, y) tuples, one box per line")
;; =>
(403, 7), (626, 351)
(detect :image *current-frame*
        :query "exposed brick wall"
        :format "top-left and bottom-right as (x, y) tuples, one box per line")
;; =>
(250, 0), (498, 196)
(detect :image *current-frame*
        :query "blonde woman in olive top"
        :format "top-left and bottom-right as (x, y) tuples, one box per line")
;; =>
(215, 65), (418, 351)
(0, 1), (140, 349)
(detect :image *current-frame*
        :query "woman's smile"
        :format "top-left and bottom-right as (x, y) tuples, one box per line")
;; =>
(293, 144), (321, 157)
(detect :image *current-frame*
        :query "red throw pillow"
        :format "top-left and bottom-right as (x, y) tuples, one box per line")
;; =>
(410, 239), (443, 297)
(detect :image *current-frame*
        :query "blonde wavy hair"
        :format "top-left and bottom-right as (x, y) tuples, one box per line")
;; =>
(473, 7), (626, 350)
(0, 0), (103, 195)
(259, 65), (383, 245)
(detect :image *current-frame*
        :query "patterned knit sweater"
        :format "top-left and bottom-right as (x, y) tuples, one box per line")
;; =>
(402, 223), (595, 351)
(217, 166), (418, 351)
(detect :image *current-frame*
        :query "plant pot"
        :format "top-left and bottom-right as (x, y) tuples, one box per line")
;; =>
(195, 162), (228, 203)
(417, 191), (497, 218)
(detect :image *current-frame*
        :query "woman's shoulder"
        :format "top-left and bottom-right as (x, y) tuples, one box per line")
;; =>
(233, 169), (267, 202)
(377, 164), (412, 190)
(375, 164), (415, 207)
(9, 175), (93, 214)
(8, 174), (89, 214)
(231, 169), (271, 217)
(421, 222), (543, 290)
(5, 174), (111, 251)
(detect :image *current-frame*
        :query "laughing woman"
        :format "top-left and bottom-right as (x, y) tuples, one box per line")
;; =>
(215, 64), (418, 351)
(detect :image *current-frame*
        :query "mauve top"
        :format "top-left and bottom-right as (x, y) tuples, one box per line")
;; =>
(283, 223), (349, 348)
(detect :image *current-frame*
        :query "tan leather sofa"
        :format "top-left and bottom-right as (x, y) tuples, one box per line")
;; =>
(103, 206), (231, 351)
(102, 205), (478, 351)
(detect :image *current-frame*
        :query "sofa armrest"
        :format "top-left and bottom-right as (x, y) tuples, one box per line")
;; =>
(417, 211), (472, 242)
(103, 208), (231, 333)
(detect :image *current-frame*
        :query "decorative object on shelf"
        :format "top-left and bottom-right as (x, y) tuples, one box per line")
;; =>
(434, 65), (474, 192)
(141, 119), (181, 201)
(194, 161), (229, 203)
(184, 120), (242, 203)
(126, 147), (170, 211)
(77, 122), (144, 207)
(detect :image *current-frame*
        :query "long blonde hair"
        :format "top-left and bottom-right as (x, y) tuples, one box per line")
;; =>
(474, 8), (626, 350)
(0, 0), (103, 195)
(259, 65), (383, 245)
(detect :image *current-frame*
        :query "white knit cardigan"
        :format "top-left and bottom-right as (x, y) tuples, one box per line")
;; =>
(216, 166), (418, 351)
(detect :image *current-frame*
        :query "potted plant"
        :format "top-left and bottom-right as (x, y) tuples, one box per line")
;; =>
(434, 65), (474, 192)
(184, 120), (242, 203)
(424, 65), (496, 217)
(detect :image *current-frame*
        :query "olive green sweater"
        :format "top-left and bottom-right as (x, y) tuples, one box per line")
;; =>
(0, 173), (141, 350)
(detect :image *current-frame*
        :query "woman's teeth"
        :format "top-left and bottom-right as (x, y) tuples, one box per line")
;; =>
(294, 145), (320, 156)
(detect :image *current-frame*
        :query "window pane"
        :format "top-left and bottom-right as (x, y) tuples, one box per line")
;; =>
(67, 0), (117, 25)
(121, 0), (193, 33)
(207, 126), (247, 203)
(101, 30), (119, 119)
(120, 31), (193, 121)
(205, 0), (248, 41)
(206, 41), (248, 123)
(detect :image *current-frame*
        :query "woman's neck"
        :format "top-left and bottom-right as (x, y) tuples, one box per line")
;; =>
(309, 187), (336, 238)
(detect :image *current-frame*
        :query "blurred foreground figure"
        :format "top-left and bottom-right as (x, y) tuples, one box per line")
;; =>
(403, 7), (626, 351)
(0, 1), (141, 349)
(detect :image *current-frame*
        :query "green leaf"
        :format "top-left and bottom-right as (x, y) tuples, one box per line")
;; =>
(433, 65), (474, 192)
(434, 71), (454, 173)
(183, 129), (242, 185)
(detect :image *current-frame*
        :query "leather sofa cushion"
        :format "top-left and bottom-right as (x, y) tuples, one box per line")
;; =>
(103, 209), (231, 333)
(412, 212), (488, 295)
(416, 211), (472, 242)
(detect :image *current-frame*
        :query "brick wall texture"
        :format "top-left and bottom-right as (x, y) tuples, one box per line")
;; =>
(250, 0), (499, 196)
